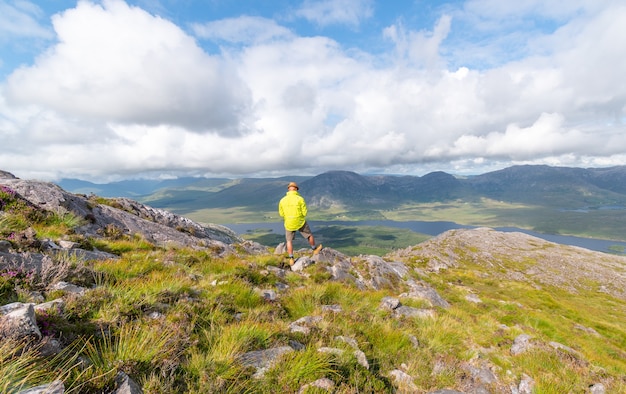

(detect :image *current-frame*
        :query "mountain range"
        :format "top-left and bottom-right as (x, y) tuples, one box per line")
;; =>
(59, 164), (626, 212)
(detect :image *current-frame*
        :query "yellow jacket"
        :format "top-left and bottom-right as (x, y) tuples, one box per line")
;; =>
(278, 190), (307, 231)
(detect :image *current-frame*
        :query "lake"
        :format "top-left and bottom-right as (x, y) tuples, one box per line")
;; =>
(224, 220), (626, 255)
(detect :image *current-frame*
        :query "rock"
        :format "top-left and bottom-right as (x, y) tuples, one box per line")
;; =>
(257, 288), (278, 301)
(380, 296), (401, 310)
(0, 178), (241, 250)
(38, 336), (63, 357)
(589, 383), (605, 394)
(238, 240), (268, 255)
(49, 281), (86, 295)
(511, 334), (533, 355)
(297, 377), (335, 393)
(394, 306), (435, 319)
(291, 256), (315, 271)
(289, 315), (323, 334)
(465, 294), (482, 303)
(0, 304), (42, 340)
(515, 373), (534, 394)
(1, 302), (33, 315)
(388, 369), (419, 392)
(0, 240), (11, 252)
(327, 259), (359, 285)
(573, 324), (601, 337)
(34, 299), (65, 314)
(402, 282), (450, 308)
(239, 346), (294, 378)
(16, 380), (64, 394)
(321, 304), (342, 313)
(0, 170), (17, 179)
(58, 240), (79, 249)
(358, 255), (406, 290)
(318, 347), (344, 356)
(274, 242), (286, 255)
(112, 371), (143, 394)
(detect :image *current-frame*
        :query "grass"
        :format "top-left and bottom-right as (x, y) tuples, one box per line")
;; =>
(3, 189), (626, 393)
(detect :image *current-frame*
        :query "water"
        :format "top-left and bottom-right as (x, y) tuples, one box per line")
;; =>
(224, 220), (626, 255)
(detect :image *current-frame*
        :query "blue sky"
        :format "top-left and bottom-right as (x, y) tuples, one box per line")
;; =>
(1, 0), (625, 181)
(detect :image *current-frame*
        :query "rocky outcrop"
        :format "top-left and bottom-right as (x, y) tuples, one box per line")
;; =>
(0, 174), (241, 250)
(387, 227), (626, 300)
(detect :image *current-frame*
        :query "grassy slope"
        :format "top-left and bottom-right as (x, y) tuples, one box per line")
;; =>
(3, 188), (625, 393)
(3, 240), (624, 393)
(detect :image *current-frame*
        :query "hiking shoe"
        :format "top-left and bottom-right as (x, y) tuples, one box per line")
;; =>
(313, 244), (323, 255)
(288, 257), (295, 266)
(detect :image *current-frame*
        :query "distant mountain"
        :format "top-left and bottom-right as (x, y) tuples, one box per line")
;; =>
(58, 177), (232, 197)
(59, 165), (626, 213)
(466, 165), (626, 207)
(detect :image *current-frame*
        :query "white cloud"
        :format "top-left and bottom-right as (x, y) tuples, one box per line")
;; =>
(295, 0), (374, 28)
(192, 16), (293, 44)
(4, 0), (252, 135)
(0, 0), (626, 181)
(0, 0), (51, 39)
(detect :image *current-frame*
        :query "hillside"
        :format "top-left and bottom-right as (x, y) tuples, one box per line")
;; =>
(2, 171), (626, 393)
(58, 165), (626, 244)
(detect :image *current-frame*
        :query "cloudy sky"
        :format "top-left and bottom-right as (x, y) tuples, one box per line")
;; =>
(1, 0), (625, 182)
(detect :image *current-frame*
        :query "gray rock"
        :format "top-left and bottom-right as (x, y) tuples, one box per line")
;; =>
(335, 335), (359, 349)
(359, 255), (406, 290)
(112, 371), (143, 394)
(394, 305), (435, 319)
(58, 240), (79, 249)
(380, 296), (401, 310)
(239, 346), (294, 378)
(274, 242), (286, 255)
(38, 336), (63, 357)
(0, 178), (241, 250)
(257, 288), (278, 301)
(548, 341), (582, 358)
(388, 369), (419, 392)
(291, 256), (315, 271)
(16, 380), (64, 394)
(297, 377), (335, 393)
(327, 259), (359, 285)
(465, 294), (482, 303)
(589, 383), (605, 394)
(1, 302), (34, 315)
(0, 304), (42, 340)
(403, 282), (450, 308)
(318, 346), (344, 356)
(49, 281), (86, 295)
(0, 240), (12, 252)
(573, 324), (600, 337)
(515, 373), (534, 394)
(0, 170), (17, 179)
(34, 299), (65, 314)
(353, 349), (369, 370)
(0, 251), (50, 275)
(321, 304), (342, 313)
(289, 315), (323, 334)
(511, 334), (533, 355)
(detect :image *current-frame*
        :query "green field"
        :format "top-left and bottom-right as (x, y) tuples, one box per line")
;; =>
(176, 198), (626, 253)
(241, 225), (430, 256)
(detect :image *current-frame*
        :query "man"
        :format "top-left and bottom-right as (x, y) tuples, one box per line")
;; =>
(278, 181), (322, 267)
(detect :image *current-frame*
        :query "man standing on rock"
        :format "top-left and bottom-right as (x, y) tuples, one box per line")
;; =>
(278, 182), (322, 267)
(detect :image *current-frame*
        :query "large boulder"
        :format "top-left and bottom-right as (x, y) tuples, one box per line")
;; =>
(0, 177), (241, 249)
